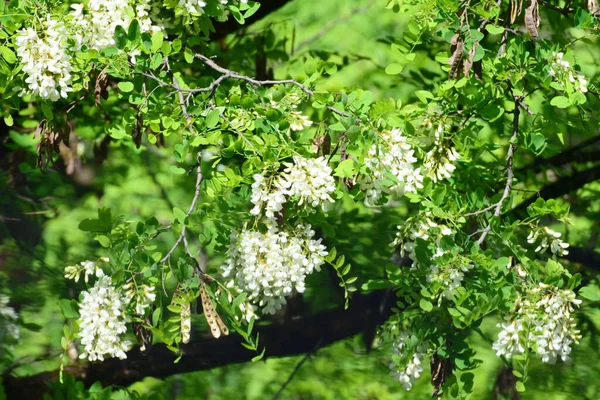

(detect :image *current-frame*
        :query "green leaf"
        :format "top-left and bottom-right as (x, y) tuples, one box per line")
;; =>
(184, 48), (194, 64)
(545, 259), (565, 278)
(127, 19), (141, 41)
(114, 25), (128, 49)
(415, 90), (434, 103)
(118, 81), (134, 93)
(419, 298), (433, 312)
(0, 45), (16, 64)
(206, 109), (220, 128)
(550, 96), (570, 108)
(173, 207), (186, 225)
(385, 63), (403, 75)
(579, 284), (600, 301)
(152, 307), (162, 326)
(151, 31), (164, 53)
(251, 347), (266, 362)
(334, 159), (357, 178)
(60, 299), (79, 319)
(516, 382), (526, 392)
(485, 25), (505, 35)
(4, 114), (13, 127)
(94, 235), (111, 248)
(79, 218), (104, 232)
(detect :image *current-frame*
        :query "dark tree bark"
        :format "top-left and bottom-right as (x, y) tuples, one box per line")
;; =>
(509, 164), (600, 218)
(2, 289), (394, 400)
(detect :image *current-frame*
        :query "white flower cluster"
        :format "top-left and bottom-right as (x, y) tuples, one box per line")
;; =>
(548, 52), (588, 94)
(358, 128), (423, 205)
(492, 319), (526, 359)
(16, 18), (73, 101)
(77, 274), (132, 361)
(280, 156), (336, 207)
(423, 124), (460, 183)
(0, 295), (20, 354)
(426, 250), (473, 301)
(64, 257), (109, 283)
(221, 223), (328, 314)
(527, 227), (569, 257)
(250, 156), (336, 221)
(16, 1), (161, 101)
(492, 284), (581, 364)
(392, 214), (452, 269)
(123, 283), (157, 315)
(389, 331), (427, 391)
(288, 111), (313, 131)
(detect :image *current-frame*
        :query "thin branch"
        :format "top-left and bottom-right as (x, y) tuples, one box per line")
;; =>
(538, 0), (575, 16)
(159, 58), (204, 265)
(272, 338), (323, 400)
(515, 133), (600, 177)
(476, 93), (520, 245)
(464, 204), (497, 217)
(194, 54), (353, 119)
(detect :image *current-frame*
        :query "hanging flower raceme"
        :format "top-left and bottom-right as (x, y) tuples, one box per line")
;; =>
(423, 124), (460, 183)
(221, 223), (328, 314)
(358, 128), (423, 205)
(70, 0), (161, 51)
(389, 331), (428, 391)
(0, 294), (20, 356)
(74, 272), (132, 361)
(392, 214), (453, 269)
(16, 17), (73, 101)
(548, 51), (588, 94)
(64, 257), (109, 283)
(250, 156), (336, 222)
(492, 284), (581, 364)
(123, 283), (157, 315)
(426, 250), (474, 301)
(527, 226), (570, 257)
(279, 156), (336, 208)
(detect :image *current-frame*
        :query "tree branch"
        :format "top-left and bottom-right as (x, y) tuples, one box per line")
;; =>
(562, 246), (600, 269)
(509, 164), (600, 218)
(515, 133), (600, 177)
(476, 95), (520, 245)
(159, 59), (204, 266)
(193, 54), (352, 119)
(2, 290), (394, 400)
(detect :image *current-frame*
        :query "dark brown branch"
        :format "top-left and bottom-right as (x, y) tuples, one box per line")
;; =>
(509, 164), (600, 218)
(562, 246), (600, 269)
(515, 133), (600, 177)
(3, 290), (394, 400)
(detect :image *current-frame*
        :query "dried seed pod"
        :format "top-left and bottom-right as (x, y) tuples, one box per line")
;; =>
(95, 68), (109, 107)
(588, 0), (600, 16)
(430, 354), (452, 398)
(448, 34), (465, 80)
(180, 302), (191, 344)
(199, 283), (229, 338)
(524, 0), (540, 39)
(510, 0), (523, 24)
